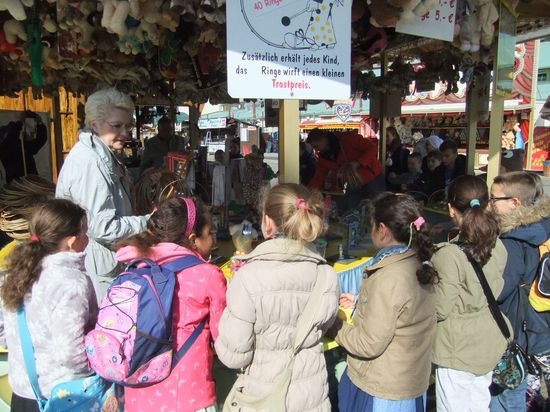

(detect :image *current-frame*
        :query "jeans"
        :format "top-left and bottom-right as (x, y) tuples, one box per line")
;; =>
(489, 379), (527, 412)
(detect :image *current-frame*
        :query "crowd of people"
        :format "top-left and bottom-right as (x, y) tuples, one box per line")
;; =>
(0, 87), (549, 412)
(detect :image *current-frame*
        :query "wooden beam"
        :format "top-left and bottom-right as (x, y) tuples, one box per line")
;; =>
(278, 100), (300, 184)
(465, 79), (484, 174)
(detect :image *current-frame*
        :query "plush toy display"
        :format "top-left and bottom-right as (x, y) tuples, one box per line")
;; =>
(0, 0), (26, 20)
(459, 0), (498, 52)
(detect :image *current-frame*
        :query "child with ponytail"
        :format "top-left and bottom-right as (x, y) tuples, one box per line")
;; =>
(0, 198), (96, 411)
(215, 183), (339, 412)
(432, 175), (509, 411)
(332, 192), (437, 412)
(114, 196), (226, 412)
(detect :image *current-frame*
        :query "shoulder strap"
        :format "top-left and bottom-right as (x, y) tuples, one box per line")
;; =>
(16, 307), (46, 408)
(459, 249), (511, 340)
(171, 317), (207, 368)
(164, 255), (208, 368)
(161, 255), (204, 273)
(291, 264), (327, 355)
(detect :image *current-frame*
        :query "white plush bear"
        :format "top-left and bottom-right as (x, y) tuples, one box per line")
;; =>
(100, 0), (130, 36)
(3, 19), (27, 44)
(0, 0), (26, 21)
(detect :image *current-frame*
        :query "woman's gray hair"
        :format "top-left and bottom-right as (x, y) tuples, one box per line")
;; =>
(84, 88), (134, 129)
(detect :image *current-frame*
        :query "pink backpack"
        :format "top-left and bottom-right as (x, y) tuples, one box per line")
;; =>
(85, 256), (205, 387)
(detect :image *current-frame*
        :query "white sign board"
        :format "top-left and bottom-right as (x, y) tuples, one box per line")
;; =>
(226, 0), (352, 99)
(395, 0), (457, 42)
(198, 117), (227, 129)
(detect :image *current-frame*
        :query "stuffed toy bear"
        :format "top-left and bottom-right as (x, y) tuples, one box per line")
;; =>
(0, 0), (26, 21)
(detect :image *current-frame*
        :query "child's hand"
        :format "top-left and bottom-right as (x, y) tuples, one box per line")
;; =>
(339, 293), (356, 309)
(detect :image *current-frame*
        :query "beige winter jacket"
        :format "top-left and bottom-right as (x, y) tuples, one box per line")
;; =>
(334, 249), (436, 400)
(215, 238), (339, 412)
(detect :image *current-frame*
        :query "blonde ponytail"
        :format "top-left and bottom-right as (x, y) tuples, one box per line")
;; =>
(263, 184), (326, 243)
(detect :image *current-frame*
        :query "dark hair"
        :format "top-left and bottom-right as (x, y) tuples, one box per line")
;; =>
(132, 168), (191, 215)
(305, 128), (325, 144)
(214, 150), (225, 162)
(370, 193), (438, 285)
(158, 116), (171, 125)
(116, 196), (209, 255)
(409, 152), (423, 161)
(448, 175), (499, 266)
(2, 199), (86, 311)
(426, 150), (443, 161)
(440, 139), (458, 154)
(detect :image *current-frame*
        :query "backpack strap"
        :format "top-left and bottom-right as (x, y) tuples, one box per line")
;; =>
(16, 306), (47, 410)
(160, 255), (204, 273)
(171, 316), (207, 368)
(455, 245), (512, 341)
(159, 255), (208, 369)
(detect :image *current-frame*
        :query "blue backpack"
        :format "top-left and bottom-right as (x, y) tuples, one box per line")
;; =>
(85, 255), (205, 387)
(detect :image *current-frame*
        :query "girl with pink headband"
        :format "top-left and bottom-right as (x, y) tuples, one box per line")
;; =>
(114, 196), (226, 412)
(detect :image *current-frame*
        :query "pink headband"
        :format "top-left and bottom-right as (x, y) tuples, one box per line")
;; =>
(179, 197), (196, 237)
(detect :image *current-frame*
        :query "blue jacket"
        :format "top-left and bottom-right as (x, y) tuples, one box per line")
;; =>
(498, 197), (550, 355)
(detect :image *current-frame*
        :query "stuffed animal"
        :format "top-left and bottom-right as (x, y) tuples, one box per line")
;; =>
(116, 28), (144, 54)
(459, 0), (498, 52)
(3, 19), (27, 44)
(368, 0), (402, 27)
(141, 0), (161, 23)
(0, 30), (18, 53)
(0, 0), (26, 21)
(478, 0), (498, 48)
(229, 220), (258, 254)
(135, 20), (160, 45)
(101, 0), (130, 36)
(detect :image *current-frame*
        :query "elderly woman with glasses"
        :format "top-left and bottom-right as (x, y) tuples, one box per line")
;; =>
(56, 88), (148, 301)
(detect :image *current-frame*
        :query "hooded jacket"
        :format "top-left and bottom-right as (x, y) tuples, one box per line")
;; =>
(215, 238), (339, 412)
(116, 242), (227, 412)
(56, 130), (148, 301)
(335, 249), (436, 400)
(498, 197), (550, 355)
(431, 240), (510, 374)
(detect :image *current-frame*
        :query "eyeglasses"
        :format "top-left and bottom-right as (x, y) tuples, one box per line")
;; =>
(490, 196), (514, 203)
(104, 121), (135, 132)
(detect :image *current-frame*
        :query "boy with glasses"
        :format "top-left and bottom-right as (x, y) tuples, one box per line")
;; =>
(489, 172), (550, 412)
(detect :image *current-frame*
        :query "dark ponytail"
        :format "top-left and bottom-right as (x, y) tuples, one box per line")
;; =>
(2, 199), (86, 311)
(447, 175), (499, 267)
(116, 196), (209, 255)
(371, 193), (439, 285)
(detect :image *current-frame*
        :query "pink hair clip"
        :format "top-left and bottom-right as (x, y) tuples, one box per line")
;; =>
(412, 216), (425, 231)
(295, 198), (309, 210)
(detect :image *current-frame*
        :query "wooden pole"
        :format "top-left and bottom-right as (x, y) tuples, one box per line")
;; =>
(465, 79), (481, 174)
(189, 105), (201, 149)
(52, 92), (64, 180)
(379, 54), (388, 166)
(526, 40), (540, 170)
(278, 99), (300, 184)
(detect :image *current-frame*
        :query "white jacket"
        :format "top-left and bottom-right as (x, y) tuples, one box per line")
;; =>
(0, 251), (98, 400)
(56, 130), (148, 300)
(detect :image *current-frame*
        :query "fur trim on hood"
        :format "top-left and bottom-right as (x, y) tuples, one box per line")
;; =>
(499, 196), (550, 234)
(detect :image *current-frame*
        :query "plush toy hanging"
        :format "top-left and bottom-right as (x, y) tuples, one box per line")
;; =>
(26, 7), (43, 87)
